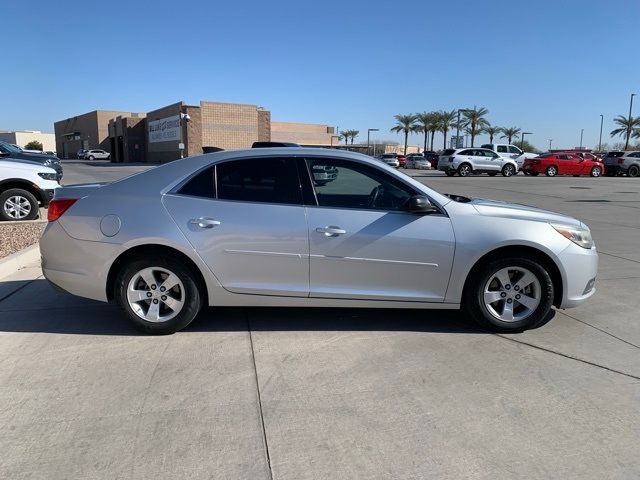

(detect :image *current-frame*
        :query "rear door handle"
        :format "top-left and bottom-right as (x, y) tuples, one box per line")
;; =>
(190, 217), (221, 229)
(316, 226), (346, 237)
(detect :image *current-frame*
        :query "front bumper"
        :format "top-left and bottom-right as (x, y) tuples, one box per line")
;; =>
(556, 241), (598, 309)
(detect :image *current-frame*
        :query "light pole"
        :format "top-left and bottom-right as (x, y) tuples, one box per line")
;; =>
(456, 108), (469, 149)
(367, 128), (379, 156)
(627, 94), (636, 149)
(579, 129), (584, 149)
(598, 115), (603, 151)
(521, 132), (532, 149)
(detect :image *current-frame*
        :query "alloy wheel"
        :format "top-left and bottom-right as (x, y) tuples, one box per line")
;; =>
(502, 165), (515, 177)
(591, 166), (601, 177)
(3, 195), (32, 220)
(458, 164), (471, 176)
(483, 266), (541, 322)
(126, 267), (185, 322)
(546, 166), (557, 176)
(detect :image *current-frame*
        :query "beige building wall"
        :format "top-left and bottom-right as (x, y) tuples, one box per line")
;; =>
(0, 131), (57, 152)
(200, 101), (262, 149)
(271, 121), (335, 145)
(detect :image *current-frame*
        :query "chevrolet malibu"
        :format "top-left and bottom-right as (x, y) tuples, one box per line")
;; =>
(39, 148), (598, 334)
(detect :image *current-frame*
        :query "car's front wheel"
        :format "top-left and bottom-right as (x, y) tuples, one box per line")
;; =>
(590, 166), (602, 177)
(545, 165), (558, 177)
(458, 163), (472, 177)
(115, 256), (203, 334)
(463, 257), (554, 332)
(0, 188), (39, 221)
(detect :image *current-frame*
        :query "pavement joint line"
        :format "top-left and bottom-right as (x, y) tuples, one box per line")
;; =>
(0, 278), (37, 304)
(246, 310), (274, 480)
(598, 251), (640, 264)
(556, 310), (640, 350)
(493, 334), (640, 381)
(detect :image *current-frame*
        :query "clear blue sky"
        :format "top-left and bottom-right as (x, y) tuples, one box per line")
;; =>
(3, 0), (639, 150)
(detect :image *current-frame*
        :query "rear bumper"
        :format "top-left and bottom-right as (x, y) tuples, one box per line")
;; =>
(557, 242), (598, 309)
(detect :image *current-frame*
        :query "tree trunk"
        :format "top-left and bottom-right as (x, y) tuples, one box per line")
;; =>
(625, 128), (630, 150)
(423, 131), (427, 152)
(430, 130), (435, 151)
(404, 131), (408, 155)
(443, 130), (448, 150)
(489, 133), (494, 143)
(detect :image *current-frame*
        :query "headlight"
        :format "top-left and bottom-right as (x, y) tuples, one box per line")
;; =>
(551, 224), (594, 249)
(38, 172), (58, 181)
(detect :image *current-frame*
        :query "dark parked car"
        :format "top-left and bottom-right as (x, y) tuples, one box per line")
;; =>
(0, 141), (63, 180)
(252, 141), (301, 148)
(423, 151), (439, 169)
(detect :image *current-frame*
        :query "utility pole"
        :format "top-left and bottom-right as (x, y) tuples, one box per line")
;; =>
(579, 129), (584, 150)
(598, 115), (603, 151)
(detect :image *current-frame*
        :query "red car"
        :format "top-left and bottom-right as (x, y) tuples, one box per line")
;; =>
(396, 154), (407, 167)
(522, 152), (605, 177)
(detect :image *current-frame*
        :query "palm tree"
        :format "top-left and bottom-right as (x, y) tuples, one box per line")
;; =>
(427, 112), (439, 151)
(461, 106), (489, 147)
(484, 125), (502, 144)
(436, 110), (457, 150)
(390, 114), (418, 155)
(610, 115), (640, 149)
(349, 130), (360, 144)
(501, 127), (522, 144)
(339, 131), (349, 145)
(415, 112), (433, 152)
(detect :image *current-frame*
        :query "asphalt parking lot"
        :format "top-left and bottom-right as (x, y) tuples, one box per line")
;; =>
(1, 162), (639, 479)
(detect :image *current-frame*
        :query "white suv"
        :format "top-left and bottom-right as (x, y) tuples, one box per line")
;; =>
(438, 148), (518, 177)
(0, 159), (60, 220)
(602, 151), (640, 177)
(84, 149), (110, 160)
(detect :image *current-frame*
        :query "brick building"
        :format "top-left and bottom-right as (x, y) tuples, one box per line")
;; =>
(54, 100), (335, 162)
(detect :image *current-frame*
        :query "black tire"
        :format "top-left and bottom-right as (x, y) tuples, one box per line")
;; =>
(0, 188), (39, 221)
(545, 165), (558, 177)
(115, 255), (203, 334)
(628, 165), (639, 177)
(463, 257), (554, 332)
(590, 166), (602, 177)
(445, 170), (456, 177)
(457, 163), (472, 177)
(501, 164), (516, 177)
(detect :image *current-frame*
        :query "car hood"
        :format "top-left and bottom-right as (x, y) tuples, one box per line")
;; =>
(0, 159), (57, 174)
(470, 198), (584, 229)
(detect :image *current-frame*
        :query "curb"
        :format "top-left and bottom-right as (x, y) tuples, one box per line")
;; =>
(0, 244), (40, 281)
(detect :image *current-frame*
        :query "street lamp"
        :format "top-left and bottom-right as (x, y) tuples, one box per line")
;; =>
(627, 93), (636, 149)
(456, 108), (470, 149)
(367, 128), (379, 156)
(548, 139), (553, 150)
(598, 115), (604, 152)
(521, 132), (532, 149)
(579, 129), (584, 149)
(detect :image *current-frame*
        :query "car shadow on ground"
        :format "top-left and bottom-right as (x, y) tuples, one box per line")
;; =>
(0, 279), (553, 336)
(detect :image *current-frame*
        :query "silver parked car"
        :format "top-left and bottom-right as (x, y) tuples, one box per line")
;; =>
(438, 148), (518, 177)
(40, 148), (598, 334)
(378, 153), (400, 168)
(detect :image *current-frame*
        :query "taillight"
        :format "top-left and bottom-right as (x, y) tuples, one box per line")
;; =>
(448, 156), (454, 162)
(48, 198), (78, 222)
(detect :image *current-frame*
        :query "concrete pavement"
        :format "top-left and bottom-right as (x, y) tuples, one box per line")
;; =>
(0, 170), (638, 479)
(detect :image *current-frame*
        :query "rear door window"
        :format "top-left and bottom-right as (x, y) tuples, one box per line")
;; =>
(497, 146), (508, 153)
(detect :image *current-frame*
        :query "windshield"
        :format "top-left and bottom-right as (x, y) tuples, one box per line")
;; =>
(0, 142), (22, 154)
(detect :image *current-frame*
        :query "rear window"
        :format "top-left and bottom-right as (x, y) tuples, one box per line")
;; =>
(604, 152), (624, 158)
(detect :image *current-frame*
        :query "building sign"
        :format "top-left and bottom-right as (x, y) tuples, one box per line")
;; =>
(148, 115), (182, 143)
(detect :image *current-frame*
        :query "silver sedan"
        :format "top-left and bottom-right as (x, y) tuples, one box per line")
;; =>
(40, 148), (598, 334)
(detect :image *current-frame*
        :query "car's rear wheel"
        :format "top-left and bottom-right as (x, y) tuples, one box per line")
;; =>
(590, 166), (602, 177)
(628, 165), (639, 177)
(0, 188), (39, 221)
(458, 163), (472, 177)
(445, 170), (456, 177)
(545, 165), (558, 177)
(501, 164), (516, 177)
(463, 257), (554, 332)
(88, 155), (95, 160)
(115, 256), (203, 334)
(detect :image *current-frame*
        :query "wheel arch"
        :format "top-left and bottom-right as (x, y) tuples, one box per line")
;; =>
(461, 245), (563, 308)
(0, 179), (46, 205)
(106, 244), (209, 305)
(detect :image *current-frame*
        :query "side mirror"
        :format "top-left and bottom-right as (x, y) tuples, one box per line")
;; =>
(406, 195), (438, 214)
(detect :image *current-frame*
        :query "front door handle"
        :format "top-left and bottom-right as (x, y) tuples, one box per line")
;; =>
(316, 226), (346, 237)
(190, 217), (221, 229)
